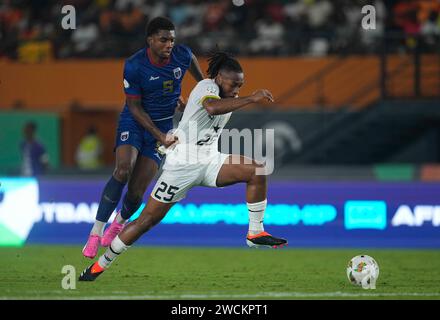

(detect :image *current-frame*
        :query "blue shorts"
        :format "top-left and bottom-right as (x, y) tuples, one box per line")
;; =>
(115, 114), (173, 166)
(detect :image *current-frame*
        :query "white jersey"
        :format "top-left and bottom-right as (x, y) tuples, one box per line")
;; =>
(153, 79), (233, 202)
(174, 79), (231, 154)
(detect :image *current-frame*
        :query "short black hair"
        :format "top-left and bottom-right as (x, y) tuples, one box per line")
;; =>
(206, 49), (243, 78)
(146, 16), (175, 37)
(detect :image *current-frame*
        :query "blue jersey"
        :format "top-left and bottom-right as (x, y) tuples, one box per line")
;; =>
(122, 44), (192, 121)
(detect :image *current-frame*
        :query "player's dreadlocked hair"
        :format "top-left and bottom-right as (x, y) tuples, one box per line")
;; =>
(206, 50), (242, 79)
(146, 17), (175, 37)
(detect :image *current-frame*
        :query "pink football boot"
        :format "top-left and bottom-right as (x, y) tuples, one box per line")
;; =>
(101, 214), (125, 247)
(82, 234), (101, 259)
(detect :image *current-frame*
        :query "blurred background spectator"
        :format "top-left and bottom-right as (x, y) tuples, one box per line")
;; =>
(20, 121), (49, 176)
(1, 0), (439, 61)
(75, 125), (103, 170)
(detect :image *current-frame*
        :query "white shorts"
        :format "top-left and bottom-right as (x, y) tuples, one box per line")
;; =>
(151, 145), (230, 203)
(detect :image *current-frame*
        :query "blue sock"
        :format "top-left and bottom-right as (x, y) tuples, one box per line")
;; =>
(120, 193), (143, 220)
(96, 176), (126, 222)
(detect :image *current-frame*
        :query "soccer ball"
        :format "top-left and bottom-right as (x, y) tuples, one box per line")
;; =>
(346, 255), (379, 289)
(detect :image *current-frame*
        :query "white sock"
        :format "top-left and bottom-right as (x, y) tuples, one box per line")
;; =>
(91, 221), (106, 236)
(247, 199), (267, 235)
(97, 235), (130, 269)
(116, 212), (127, 224)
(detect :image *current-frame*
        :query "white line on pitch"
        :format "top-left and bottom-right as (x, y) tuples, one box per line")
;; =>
(2, 291), (440, 299)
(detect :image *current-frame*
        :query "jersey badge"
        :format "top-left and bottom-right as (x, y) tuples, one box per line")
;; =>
(120, 131), (129, 141)
(173, 67), (182, 79)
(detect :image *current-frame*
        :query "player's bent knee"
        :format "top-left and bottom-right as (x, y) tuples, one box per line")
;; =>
(251, 164), (267, 184)
(114, 163), (133, 182)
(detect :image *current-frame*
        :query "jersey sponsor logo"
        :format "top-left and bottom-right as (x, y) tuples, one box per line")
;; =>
(123, 79), (129, 88)
(120, 131), (129, 141)
(173, 67), (182, 79)
(149, 75), (160, 81)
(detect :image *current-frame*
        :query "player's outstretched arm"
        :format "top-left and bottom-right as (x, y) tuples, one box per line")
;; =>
(127, 96), (177, 147)
(203, 89), (274, 116)
(188, 53), (204, 82)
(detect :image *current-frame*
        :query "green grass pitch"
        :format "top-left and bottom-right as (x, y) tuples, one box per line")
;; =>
(1, 245), (439, 300)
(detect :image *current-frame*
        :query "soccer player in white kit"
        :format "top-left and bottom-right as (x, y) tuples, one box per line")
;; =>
(79, 50), (287, 281)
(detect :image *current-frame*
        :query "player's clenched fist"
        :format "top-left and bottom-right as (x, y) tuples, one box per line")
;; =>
(250, 89), (274, 103)
(160, 132), (178, 148)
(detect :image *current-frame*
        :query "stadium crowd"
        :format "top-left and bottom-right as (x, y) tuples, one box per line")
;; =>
(1, 0), (439, 62)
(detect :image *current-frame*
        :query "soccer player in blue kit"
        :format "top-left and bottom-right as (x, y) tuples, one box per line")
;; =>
(83, 17), (204, 258)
